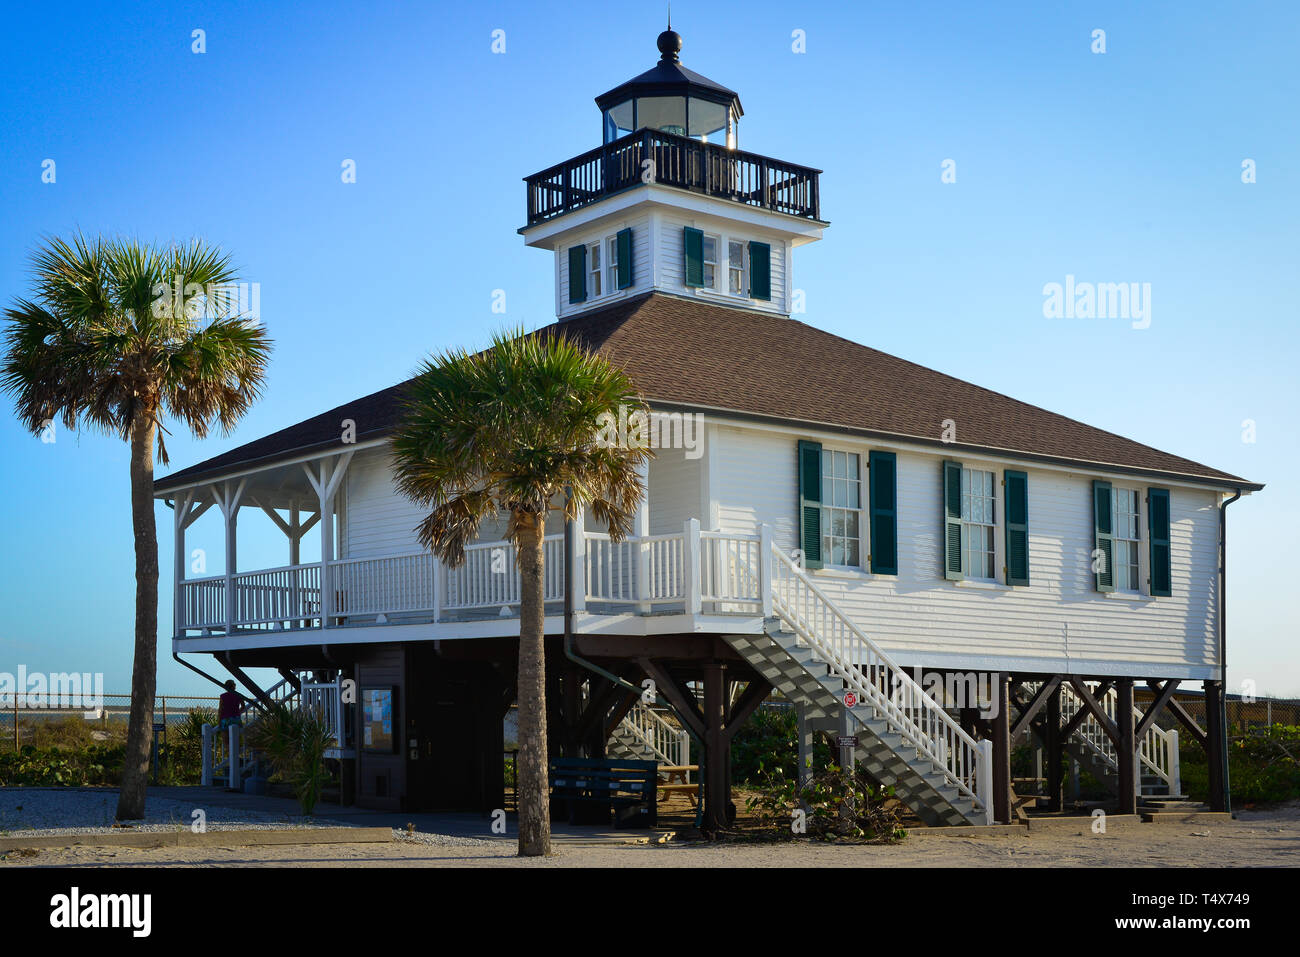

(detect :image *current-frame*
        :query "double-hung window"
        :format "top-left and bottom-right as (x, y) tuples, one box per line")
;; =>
(820, 449), (862, 567)
(1113, 488), (1141, 592)
(961, 468), (997, 580)
(701, 234), (719, 289)
(587, 241), (603, 298)
(606, 236), (620, 295)
(728, 240), (747, 296)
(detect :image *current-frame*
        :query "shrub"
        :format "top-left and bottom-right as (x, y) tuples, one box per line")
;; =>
(745, 764), (905, 842)
(730, 707), (832, 784)
(245, 703), (336, 815)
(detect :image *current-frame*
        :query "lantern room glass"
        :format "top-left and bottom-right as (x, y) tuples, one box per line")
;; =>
(603, 97), (737, 148)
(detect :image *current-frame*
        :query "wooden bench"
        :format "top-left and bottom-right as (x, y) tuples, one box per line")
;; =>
(549, 757), (658, 828)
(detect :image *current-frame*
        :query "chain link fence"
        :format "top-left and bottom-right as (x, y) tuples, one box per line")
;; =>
(1, 694), (220, 751)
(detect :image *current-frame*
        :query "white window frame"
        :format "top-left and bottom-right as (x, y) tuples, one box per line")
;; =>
(960, 466), (998, 582)
(727, 239), (748, 298)
(587, 240), (603, 299)
(1112, 486), (1144, 594)
(701, 233), (720, 290)
(606, 235), (621, 293)
(820, 448), (864, 570)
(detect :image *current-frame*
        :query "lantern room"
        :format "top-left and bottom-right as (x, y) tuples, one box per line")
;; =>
(596, 28), (742, 148)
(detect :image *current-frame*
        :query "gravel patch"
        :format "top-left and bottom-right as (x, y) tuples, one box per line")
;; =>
(0, 788), (500, 846)
(0, 788), (335, 837)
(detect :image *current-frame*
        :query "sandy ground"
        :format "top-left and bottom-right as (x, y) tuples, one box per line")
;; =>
(6, 804), (1298, 868)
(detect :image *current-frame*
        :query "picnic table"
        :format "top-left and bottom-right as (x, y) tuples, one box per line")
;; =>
(657, 765), (700, 806)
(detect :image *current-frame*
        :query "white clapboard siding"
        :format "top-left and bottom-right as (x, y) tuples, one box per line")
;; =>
(655, 209), (787, 314)
(711, 425), (1222, 674)
(343, 448), (510, 560)
(556, 212), (652, 320)
(648, 445), (703, 535)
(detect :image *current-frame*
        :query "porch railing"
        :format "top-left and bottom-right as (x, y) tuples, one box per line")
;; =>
(176, 519), (779, 634)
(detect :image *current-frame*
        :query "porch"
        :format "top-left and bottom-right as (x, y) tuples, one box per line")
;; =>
(175, 519), (769, 637)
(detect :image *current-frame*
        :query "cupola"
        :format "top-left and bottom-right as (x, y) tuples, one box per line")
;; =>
(595, 29), (742, 147)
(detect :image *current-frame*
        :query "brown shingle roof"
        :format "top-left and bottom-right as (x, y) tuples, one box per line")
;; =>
(155, 293), (1260, 493)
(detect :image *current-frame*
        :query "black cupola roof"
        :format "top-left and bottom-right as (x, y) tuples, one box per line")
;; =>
(594, 29), (742, 118)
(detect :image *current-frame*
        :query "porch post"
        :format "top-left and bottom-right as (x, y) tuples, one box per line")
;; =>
(215, 479), (246, 636)
(304, 451), (354, 631)
(635, 459), (650, 614)
(570, 508), (586, 615)
(173, 489), (190, 639)
(758, 524), (773, 618)
(683, 518), (702, 615)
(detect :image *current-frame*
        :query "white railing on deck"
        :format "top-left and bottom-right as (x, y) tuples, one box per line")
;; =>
(767, 540), (991, 821)
(331, 552), (435, 616)
(1052, 681), (1180, 793)
(700, 531), (763, 606)
(232, 564), (321, 626)
(179, 575), (225, 629)
(443, 535), (564, 610)
(585, 532), (685, 604)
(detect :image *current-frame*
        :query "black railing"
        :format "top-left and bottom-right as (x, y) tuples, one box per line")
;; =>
(524, 128), (822, 225)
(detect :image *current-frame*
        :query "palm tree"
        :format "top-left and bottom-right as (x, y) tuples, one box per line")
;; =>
(1, 234), (272, 819)
(392, 328), (649, 856)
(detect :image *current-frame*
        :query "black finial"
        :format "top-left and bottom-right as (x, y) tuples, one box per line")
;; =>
(657, 24), (682, 62)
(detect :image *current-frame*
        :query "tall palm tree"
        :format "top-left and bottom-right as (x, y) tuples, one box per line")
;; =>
(392, 328), (649, 856)
(1, 234), (272, 819)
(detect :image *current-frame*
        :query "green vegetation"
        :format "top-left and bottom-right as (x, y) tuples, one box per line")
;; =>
(745, 764), (905, 842)
(729, 707), (832, 784)
(1181, 724), (1300, 805)
(245, 703), (337, 815)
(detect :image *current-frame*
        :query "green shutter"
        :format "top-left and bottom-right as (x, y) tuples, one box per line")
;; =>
(868, 451), (897, 575)
(683, 227), (704, 288)
(568, 245), (587, 303)
(1004, 470), (1029, 586)
(797, 440), (823, 570)
(1093, 480), (1114, 593)
(1148, 487), (1171, 597)
(943, 460), (963, 581)
(748, 241), (771, 300)
(616, 228), (633, 289)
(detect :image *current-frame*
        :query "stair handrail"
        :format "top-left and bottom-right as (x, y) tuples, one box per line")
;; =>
(1053, 682), (1178, 791)
(620, 700), (689, 766)
(768, 542), (987, 812)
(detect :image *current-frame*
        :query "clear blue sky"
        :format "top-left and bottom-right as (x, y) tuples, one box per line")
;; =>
(1, 1), (1296, 697)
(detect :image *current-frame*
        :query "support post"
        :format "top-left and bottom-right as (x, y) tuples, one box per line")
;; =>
(227, 723), (241, 790)
(1045, 679), (1063, 811)
(702, 662), (728, 834)
(1205, 679), (1227, 811)
(795, 703), (813, 789)
(1116, 677), (1137, 814)
(201, 723), (213, 786)
(683, 518), (702, 615)
(991, 672), (1011, 824)
(976, 738), (994, 826)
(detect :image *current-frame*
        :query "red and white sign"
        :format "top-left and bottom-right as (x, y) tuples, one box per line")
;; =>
(843, 692), (857, 708)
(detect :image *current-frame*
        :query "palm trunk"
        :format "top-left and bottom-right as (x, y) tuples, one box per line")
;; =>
(116, 411), (158, 820)
(514, 510), (550, 856)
